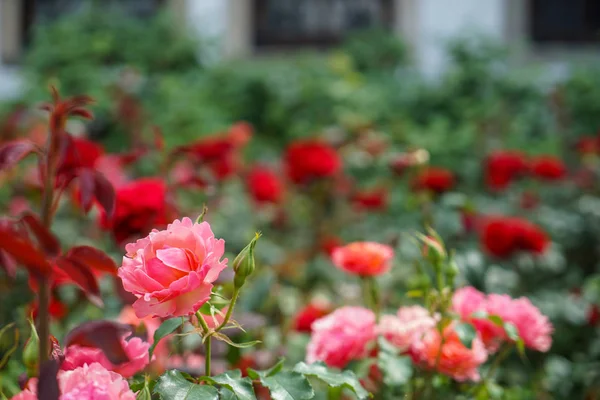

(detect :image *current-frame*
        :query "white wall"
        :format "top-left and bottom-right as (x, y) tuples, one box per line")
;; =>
(414, 0), (506, 78)
(184, 0), (228, 62)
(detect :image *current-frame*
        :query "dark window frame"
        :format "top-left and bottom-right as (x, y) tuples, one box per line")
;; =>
(529, 0), (600, 44)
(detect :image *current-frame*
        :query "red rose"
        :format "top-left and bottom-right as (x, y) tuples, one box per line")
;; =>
(484, 150), (528, 191)
(575, 137), (600, 155)
(352, 188), (388, 211)
(412, 167), (455, 194)
(102, 178), (168, 244)
(284, 140), (341, 184)
(293, 302), (331, 333)
(481, 216), (549, 258)
(246, 165), (283, 204)
(531, 156), (566, 181)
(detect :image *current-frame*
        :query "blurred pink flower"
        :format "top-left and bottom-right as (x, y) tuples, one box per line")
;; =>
(331, 242), (394, 277)
(12, 363), (135, 400)
(62, 335), (150, 378)
(411, 324), (488, 382)
(378, 306), (436, 351)
(119, 217), (228, 318)
(306, 306), (376, 368)
(486, 294), (553, 352)
(452, 287), (504, 352)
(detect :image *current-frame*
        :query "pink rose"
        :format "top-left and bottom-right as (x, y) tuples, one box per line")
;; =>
(60, 363), (135, 400)
(378, 306), (436, 351)
(486, 294), (553, 352)
(452, 287), (504, 352)
(11, 363), (135, 400)
(118, 217), (228, 318)
(62, 335), (150, 378)
(331, 242), (394, 277)
(306, 306), (376, 368)
(411, 324), (488, 382)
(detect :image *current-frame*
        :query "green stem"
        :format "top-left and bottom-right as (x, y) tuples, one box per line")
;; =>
(196, 311), (212, 376)
(361, 277), (381, 321)
(484, 344), (512, 382)
(215, 288), (239, 332)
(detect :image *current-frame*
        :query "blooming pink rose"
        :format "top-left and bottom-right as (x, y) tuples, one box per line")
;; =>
(11, 363), (135, 400)
(59, 363), (135, 400)
(452, 287), (504, 352)
(118, 217), (228, 318)
(411, 324), (488, 382)
(62, 335), (150, 377)
(306, 306), (376, 368)
(378, 306), (436, 351)
(118, 306), (167, 372)
(331, 242), (394, 277)
(486, 294), (553, 352)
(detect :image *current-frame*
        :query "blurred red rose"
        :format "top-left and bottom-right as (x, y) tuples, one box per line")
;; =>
(30, 296), (67, 320)
(352, 188), (388, 211)
(484, 150), (528, 191)
(412, 167), (455, 194)
(293, 301), (332, 333)
(320, 236), (342, 257)
(101, 178), (168, 244)
(530, 156), (566, 181)
(575, 136), (600, 155)
(520, 191), (539, 210)
(481, 216), (549, 258)
(246, 165), (283, 204)
(589, 305), (600, 326)
(284, 140), (341, 184)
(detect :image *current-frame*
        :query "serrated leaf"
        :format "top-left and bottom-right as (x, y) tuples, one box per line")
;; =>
(377, 353), (412, 387)
(202, 370), (254, 400)
(219, 388), (236, 400)
(455, 322), (476, 349)
(150, 318), (184, 357)
(293, 362), (370, 399)
(248, 368), (314, 400)
(154, 370), (218, 400)
(503, 322), (520, 341)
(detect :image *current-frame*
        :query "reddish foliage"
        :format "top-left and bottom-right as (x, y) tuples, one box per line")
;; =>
(63, 320), (132, 365)
(284, 140), (341, 184)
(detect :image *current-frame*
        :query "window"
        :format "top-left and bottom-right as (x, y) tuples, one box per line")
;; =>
(530, 0), (600, 44)
(254, 0), (394, 48)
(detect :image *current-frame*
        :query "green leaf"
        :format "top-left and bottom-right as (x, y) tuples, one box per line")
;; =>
(219, 388), (237, 400)
(377, 353), (412, 387)
(212, 332), (261, 348)
(406, 290), (424, 298)
(136, 386), (152, 400)
(455, 322), (476, 349)
(202, 370), (255, 400)
(516, 339), (527, 361)
(0, 323), (18, 369)
(503, 322), (520, 341)
(154, 370), (219, 400)
(293, 362), (370, 399)
(248, 367), (314, 400)
(488, 315), (504, 327)
(471, 310), (488, 319)
(150, 318), (184, 357)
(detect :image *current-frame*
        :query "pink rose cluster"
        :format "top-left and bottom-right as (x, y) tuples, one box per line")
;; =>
(12, 363), (135, 400)
(452, 286), (553, 353)
(118, 217), (228, 318)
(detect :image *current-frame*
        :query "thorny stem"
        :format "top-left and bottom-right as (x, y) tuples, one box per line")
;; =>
(196, 311), (212, 377)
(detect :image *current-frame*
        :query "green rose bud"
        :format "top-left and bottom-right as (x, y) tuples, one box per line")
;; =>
(23, 319), (40, 376)
(233, 233), (260, 289)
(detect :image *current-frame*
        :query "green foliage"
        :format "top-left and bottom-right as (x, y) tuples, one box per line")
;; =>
(154, 370), (219, 400)
(150, 318), (185, 358)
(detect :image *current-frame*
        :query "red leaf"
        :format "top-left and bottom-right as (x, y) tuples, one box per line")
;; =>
(0, 220), (52, 276)
(0, 140), (37, 171)
(20, 212), (61, 256)
(0, 250), (17, 278)
(93, 171), (115, 218)
(54, 256), (103, 307)
(77, 169), (95, 213)
(66, 245), (117, 275)
(70, 108), (94, 120)
(37, 359), (60, 400)
(64, 321), (131, 365)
